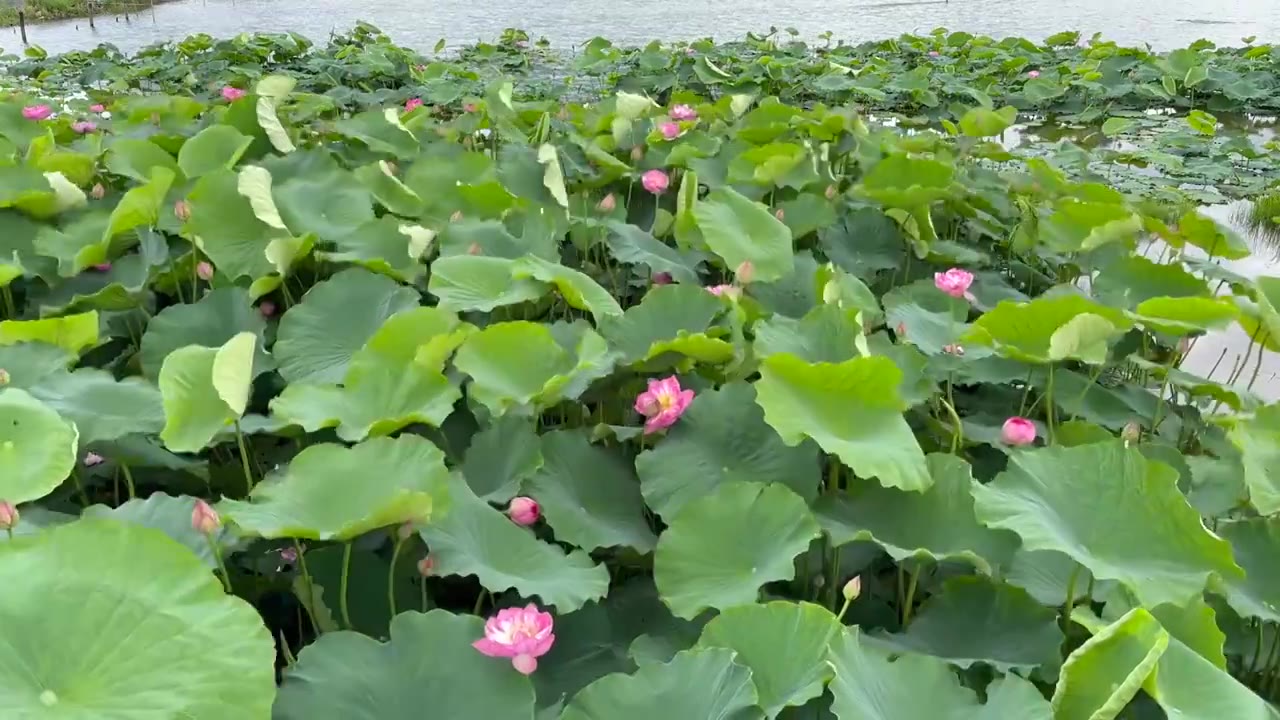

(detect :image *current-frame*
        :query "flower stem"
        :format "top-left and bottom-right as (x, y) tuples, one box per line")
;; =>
(1061, 562), (1081, 634)
(0, 285), (15, 319)
(1045, 363), (1058, 444)
(120, 462), (137, 500)
(205, 533), (232, 594)
(234, 421), (254, 496)
(339, 541), (354, 630)
(388, 536), (406, 619)
(901, 566), (920, 627)
(294, 540), (321, 635)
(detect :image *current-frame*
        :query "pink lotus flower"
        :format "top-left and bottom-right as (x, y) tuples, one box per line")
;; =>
(191, 499), (221, 534)
(259, 301), (277, 317)
(735, 260), (755, 285)
(508, 496), (540, 526)
(1001, 417), (1037, 446)
(405, 97), (424, 112)
(659, 122), (681, 140)
(90, 103), (106, 113)
(634, 376), (695, 434)
(22, 105), (51, 121)
(669, 104), (697, 121)
(652, 271), (673, 285)
(641, 169), (669, 194)
(417, 555), (434, 576)
(196, 261), (214, 280)
(174, 199), (191, 222)
(279, 547), (298, 564)
(707, 284), (741, 300)
(928, 51), (940, 57)
(0, 500), (16, 531)
(1027, 70), (1041, 79)
(83, 451), (104, 467)
(934, 268), (974, 299)
(221, 86), (246, 101)
(72, 121), (97, 134)
(473, 604), (555, 675)
(463, 102), (478, 113)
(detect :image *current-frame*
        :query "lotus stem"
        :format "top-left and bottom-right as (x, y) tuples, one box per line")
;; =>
(388, 535), (406, 619)
(825, 544), (842, 611)
(120, 463), (137, 500)
(0, 285), (14, 319)
(339, 541), (354, 630)
(205, 533), (232, 594)
(1061, 563), (1081, 634)
(901, 566), (920, 627)
(940, 396), (963, 454)
(1045, 364), (1058, 444)
(233, 421), (255, 495)
(294, 539), (321, 635)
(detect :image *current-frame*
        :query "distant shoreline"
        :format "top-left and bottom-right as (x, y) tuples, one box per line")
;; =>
(0, 0), (178, 29)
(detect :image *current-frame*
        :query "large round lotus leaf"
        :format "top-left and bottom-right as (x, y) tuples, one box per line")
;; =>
(600, 284), (730, 364)
(274, 609), (534, 720)
(420, 477), (608, 612)
(882, 280), (969, 355)
(689, 186), (793, 284)
(1215, 517), (1280, 624)
(320, 215), (431, 283)
(854, 153), (955, 208)
(696, 601), (838, 717)
(158, 332), (256, 453)
(512, 255), (622, 322)
(600, 220), (704, 285)
(754, 354), (931, 492)
(526, 430), (655, 552)
(1091, 254), (1209, 309)
(1228, 403), (1280, 516)
(867, 576), (1062, 672)
(828, 628), (1052, 720)
(461, 414), (542, 502)
(637, 382), (819, 519)
(220, 435), (445, 541)
(560, 647), (763, 720)
(0, 518), (276, 716)
(84, 492), (239, 569)
(0, 389), (78, 504)
(187, 168), (281, 282)
(1052, 608), (1168, 720)
(138, 287), (270, 380)
(0, 311), (99, 355)
(962, 294), (1131, 364)
(427, 255), (549, 312)
(274, 168), (375, 242)
(273, 268), (420, 384)
(453, 321), (576, 414)
(972, 441), (1242, 608)
(0, 342), (73, 389)
(26, 368), (163, 444)
(813, 453), (1018, 574)
(1129, 296), (1240, 335)
(1005, 549), (1099, 606)
(177, 123), (254, 179)
(753, 305), (866, 364)
(654, 481), (820, 619)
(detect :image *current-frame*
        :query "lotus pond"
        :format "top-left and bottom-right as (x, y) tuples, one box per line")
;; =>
(1, 25), (1280, 719)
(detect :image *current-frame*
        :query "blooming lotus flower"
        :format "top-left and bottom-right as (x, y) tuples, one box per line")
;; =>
(1027, 70), (1041, 79)
(405, 97), (424, 112)
(508, 496), (540, 526)
(641, 169), (669, 194)
(1001, 417), (1037, 446)
(196, 261), (214, 280)
(83, 451), (104, 467)
(191, 499), (221, 534)
(72, 121), (97, 134)
(659, 122), (681, 140)
(934, 268), (974, 299)
(0, 500), (17, 531)
(669, 104), (697, 121)
(22, 105), (51, 121)
(221, 86), (246, 101)
(634, 376), (695, 434)
(707, 284), (741, 300)
(473, 604), (555, 675)
(90, 103), (106, 113)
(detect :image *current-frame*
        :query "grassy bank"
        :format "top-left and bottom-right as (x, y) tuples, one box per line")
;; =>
(0, 0), (163, 28)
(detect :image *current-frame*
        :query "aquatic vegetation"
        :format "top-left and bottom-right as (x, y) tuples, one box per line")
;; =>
(0, 25), (1278, 720)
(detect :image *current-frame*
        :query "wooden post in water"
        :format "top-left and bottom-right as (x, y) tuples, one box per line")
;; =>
(16, 0), (27, 45)
(87, 0), (95, 28)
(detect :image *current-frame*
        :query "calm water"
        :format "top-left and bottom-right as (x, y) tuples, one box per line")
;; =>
(1, 0), (1277, 55)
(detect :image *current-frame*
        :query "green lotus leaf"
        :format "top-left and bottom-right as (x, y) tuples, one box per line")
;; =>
(104, 137), (180, 183)
(274, 167), (375, 243)
(1047, 312), (1125, 365)
(1040, 199), (1142, 253)
(439, 218), (538, 259)
(274, 610), (534, 720)
(1216, 517), (1280, 623)
(1170, 210), (1250, 260)
(353, 161), (425, 217)
(1101, 117), (1138, 136)
(696, 601), (838, 717)
(755, 354), (931, 492)
(83, 492), (238, 569)
(33, 250), (156, 315)
(428, 255), (549, 312)
(0, 518), (275, 716)
(274, 268), (420, 384)
(105, 167), (175, 242)
(178, 124), (254, 178)
(560, 647), (762, 720)
(1005, 549), (1100, 606)
(855, 153), (955, 208)
(691, 186), (794, 283)
(27, 368), (164, 444)
(187, 167), (281, 283)
(0, 311), (98, 355)
(958, 105), (1017, 137)
(139, 287), (272, 380)
(1228, 403), (1280, 515)
(461, 414), (542, 502)
(963, 294), (1132, 363)
(1130, 357), (1259, 412)
(0, 388), (78, 504)
(0, 341), (73, 388)
(828, 628), (1052, 720)
(256, 75), (297, 153)
(512, 255), (622, 322)
(158, 332), (256, 453)
(334, 108), (421, 158)
(637, 381), (819, 519)
(318, 216), (431, 284)
(753, 305), (866, 363)
(1052, 608), (1167, 720)
(881, 279), (968, 355)
(421, 477), (608, 612)
(972, 441), (1242, 608)
(220, 434), (444, 541)
(600, 284), (730, 364)
(526, 430), (656, 552)
(655, 481), (820, 619)
(0, 210), (50, 286)
(869, 576), (1062, 672)
(602, 220), (703, 285)
(1130, 296), (1240, 335)
(814, 453), (1018, 573)
(1091, 253), (1209, 309)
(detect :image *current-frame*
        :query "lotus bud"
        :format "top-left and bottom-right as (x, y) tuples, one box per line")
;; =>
(735, 260), (755, 285)
(417, 555), (435, 577)
(630, 145), (645, 162)
(597, 193), (617, 213)
(652, 272), (673, 286)
(825, 184), (837, 200)
(0, 368), (9, 386)
(1001, 417), (1037, 446)
(842, 576), (861, 602)
(822, 280), (841, 305)
(463, 102), (478, 113)
(174, 199), (191, 222)
(83, 451), (104, 467)
(398, 522), (415, 540)
(1121, 421), (1142, 445)
(467, 242), (483, 256)
(507, 496), (540, 526)
(191, 499), (221, 535)
(196, 261), (214, 280)
(896, 322), (907, 337)
(259, 301), (277, 318)
(0, 500), (17, 531)
(774, 208), (785, 221)
(90, 183), (106, 200)
(450, 210), (464, 222)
